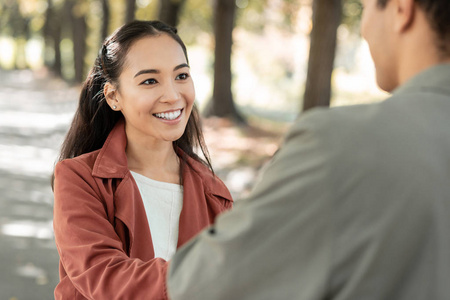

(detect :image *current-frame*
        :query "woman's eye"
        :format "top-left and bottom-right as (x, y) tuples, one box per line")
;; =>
(141, 78), (157, 85)
(176, 73), (189, 80)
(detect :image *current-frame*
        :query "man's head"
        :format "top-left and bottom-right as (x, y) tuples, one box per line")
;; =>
(361, 0), (450, 92)
(377, 0), (450, 54)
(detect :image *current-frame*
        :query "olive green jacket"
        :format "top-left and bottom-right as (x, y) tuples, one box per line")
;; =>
(168, 64), (450, 300)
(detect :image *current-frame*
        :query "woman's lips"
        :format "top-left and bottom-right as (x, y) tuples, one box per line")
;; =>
(153, 109), (183, 122)
(153, 109), (182, 120)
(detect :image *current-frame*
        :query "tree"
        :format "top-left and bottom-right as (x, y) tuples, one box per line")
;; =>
(3, 0), (30, 69)
(125, 0), (136, 23)
(158, 0), (186, 27)
(204, 0), (244, 123)
(43, 0), (63, 76)
(65, 0), (88, 83)
(302, 0), (342, 111)
(101, 0), (110, 42)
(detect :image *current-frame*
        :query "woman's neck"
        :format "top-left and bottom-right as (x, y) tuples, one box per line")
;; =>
(126, 138), (180, 184)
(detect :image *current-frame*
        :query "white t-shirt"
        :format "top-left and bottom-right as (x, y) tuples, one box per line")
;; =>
(130, 171), (183, 261)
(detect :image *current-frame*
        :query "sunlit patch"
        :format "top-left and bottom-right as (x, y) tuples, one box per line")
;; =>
(25, 38), (44, 69)
(0, 144), (57, 177)
(0, 37), (15, 69)
(0, 111), (73, 130)
(16, 263), (49, 285)
(225, 167), (257, 197)
(1, 220), (53, 239)
(236, 0), (248, 9)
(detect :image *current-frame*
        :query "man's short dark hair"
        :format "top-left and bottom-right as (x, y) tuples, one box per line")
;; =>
(377, 0), (450, 55)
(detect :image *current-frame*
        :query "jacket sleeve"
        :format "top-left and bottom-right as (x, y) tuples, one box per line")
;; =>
(53, 159), (168, 300)
(167, 112), (334, 300)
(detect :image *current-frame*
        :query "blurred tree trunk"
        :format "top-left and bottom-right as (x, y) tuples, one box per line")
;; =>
(15, 19), (31, 69)
(53, 24), (62, 77)
(101, 0), (110, 42)
(302, 0), (342, 111)
(204, 0), (244, 123)
(0, 3), (4, 69)
(66, 0), (88, 83)
(43, 0), (62, 76)
(0, 5), (4, 38)
(9, 2), (29, 69)
(158, 0), (186, 27)
(125, 0), (136, 23)
(43, 0), (53, 64)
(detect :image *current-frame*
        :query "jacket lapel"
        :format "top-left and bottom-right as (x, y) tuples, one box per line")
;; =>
(177, 156), (233, 247)
(114, 174), (155, 260)
(91, 119), (155, 259)
(92, 118), (129, 179)
(177, 165), (211, 247)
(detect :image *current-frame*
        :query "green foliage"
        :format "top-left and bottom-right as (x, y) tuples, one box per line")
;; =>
(235, 0), (269, 33)
(135, 0), (158, 22)
(342, 0), (363, 31)
(176, 0), (301, 44)
(108, 0), (127, 34)
(85, 0), (103, 65)
(0, 0), (365, 97)
(177, 0), (214, 45)
(1, 1), (24, 37)
(0, 0), (51, 38)
(280, 0), (301, 31)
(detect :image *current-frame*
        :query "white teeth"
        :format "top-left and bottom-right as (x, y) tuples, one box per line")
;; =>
(155, 110), (181, 120)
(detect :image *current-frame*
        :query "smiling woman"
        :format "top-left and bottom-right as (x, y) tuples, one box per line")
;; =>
(51, 20), (232, 300)
(103, 34), (196, 166)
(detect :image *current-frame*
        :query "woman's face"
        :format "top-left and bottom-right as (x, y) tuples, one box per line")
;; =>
(107, 34), (195, 145)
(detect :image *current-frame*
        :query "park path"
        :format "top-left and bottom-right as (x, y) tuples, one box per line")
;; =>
(0, 69), (77, 300)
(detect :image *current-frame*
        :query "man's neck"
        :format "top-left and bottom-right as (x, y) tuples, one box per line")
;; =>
(395, 8), (447, 89)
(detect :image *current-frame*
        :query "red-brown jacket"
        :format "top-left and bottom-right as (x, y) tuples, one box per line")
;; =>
(53, 119), (233, 299)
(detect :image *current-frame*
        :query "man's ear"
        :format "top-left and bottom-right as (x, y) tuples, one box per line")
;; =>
(394, 0), (415, 33)
(104, 82), (120, 111)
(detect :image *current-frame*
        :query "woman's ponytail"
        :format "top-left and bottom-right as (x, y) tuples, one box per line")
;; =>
(58, 57), (121, 161)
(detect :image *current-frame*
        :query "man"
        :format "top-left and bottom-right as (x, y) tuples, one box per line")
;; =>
(168, 0), (450, 298)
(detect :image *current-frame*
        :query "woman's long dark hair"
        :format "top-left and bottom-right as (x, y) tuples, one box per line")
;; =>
(55, 20), (212, 183)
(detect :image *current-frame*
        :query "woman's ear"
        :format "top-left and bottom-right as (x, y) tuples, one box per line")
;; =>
(104, 82), (120, 111)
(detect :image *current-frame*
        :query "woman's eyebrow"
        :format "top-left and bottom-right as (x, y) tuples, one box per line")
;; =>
(134, 63), (190, 78)
(134, 69), (159, 78)
(174, 63), (190, 71)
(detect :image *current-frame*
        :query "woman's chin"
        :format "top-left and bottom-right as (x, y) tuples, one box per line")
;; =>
(163, 133), (185, 143)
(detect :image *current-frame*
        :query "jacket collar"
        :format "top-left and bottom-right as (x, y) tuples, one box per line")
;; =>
(92, 118), (130, 179)
(392, 63), (450, 97)
(90, 119), (232, 203)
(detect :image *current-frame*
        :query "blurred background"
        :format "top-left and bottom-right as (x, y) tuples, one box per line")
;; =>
(0, 0), (387, 298)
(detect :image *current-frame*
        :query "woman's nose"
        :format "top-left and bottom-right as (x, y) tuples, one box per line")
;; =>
(160, 81), (180, 103)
